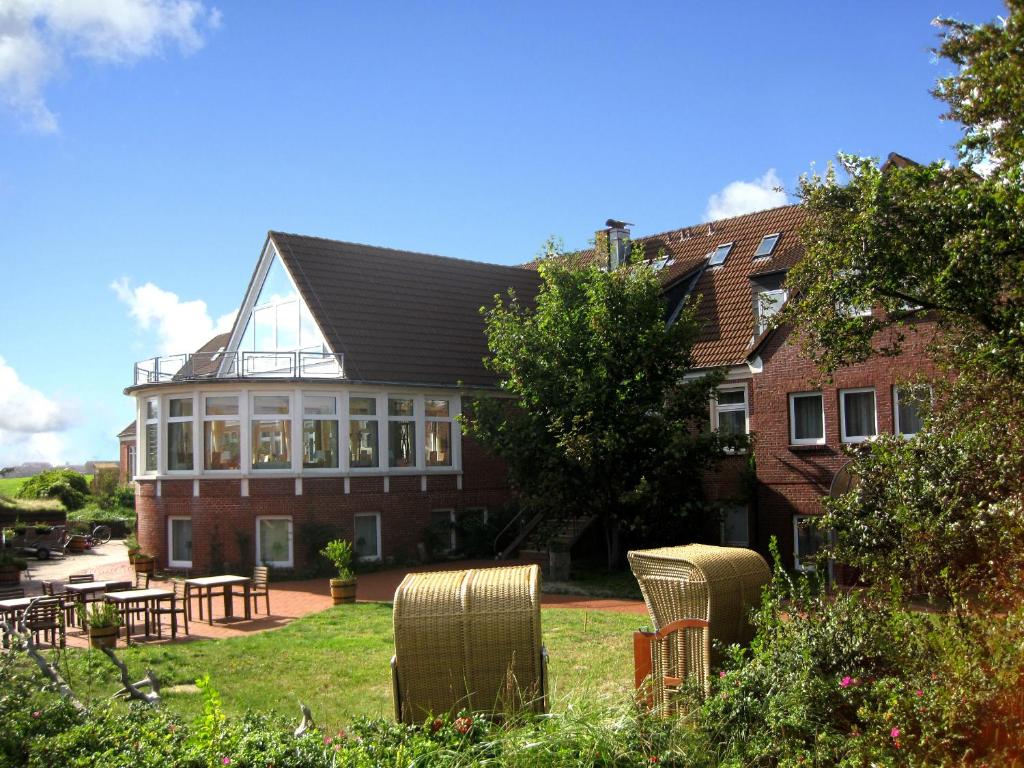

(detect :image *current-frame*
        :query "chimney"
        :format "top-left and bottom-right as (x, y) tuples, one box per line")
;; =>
(602, 218), (633, 270)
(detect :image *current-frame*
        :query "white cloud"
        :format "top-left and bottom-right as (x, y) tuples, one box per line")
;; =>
(111, 278), (236, 355)
(0, 0), (220, 133)
(705, 169), (789, 222)
(0, 355), (73, 466)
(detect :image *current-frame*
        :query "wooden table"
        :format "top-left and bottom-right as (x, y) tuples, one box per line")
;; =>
(184, 575), (252, 624)
(104, 589), (174, 638)
(64, 581), (111, 625)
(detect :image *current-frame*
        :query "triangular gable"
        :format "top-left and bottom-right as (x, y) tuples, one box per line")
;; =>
(218, 237), (340, 377)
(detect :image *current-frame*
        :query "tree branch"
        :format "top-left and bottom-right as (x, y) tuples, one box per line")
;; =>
(101, 646), (161, 706)
(2, 610), (85, 712)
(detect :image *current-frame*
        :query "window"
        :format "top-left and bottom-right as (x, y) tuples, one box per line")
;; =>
(166, 396), (194, 471)
(143, 398), (158, 474)
(349, 396), (380, 468)
(127, 445), (137, 480)
(302, 394), (338, 469)
(203, 395), (241, 470)
(430, 508), (456, 553)
(251, 394), (291, 470)
(721, 505), (749, 547)
(789, 392), (825, 445)
(424, 398), (453, 467)
(354, 512), (381, 561)
(756, 288), (787, 334)
(894, 386), (929, 437)
(794, 515), (825, 572)
(840, 388), (877, 443)
(713, 387), (748, 437)
(754, 233), (780, 258)
(388, 397), (416, 468)
(650, 255), (674, 271)
(256, 516), (293, 567)
(708, 242), (733, 267)
(168, 517), (193, 568)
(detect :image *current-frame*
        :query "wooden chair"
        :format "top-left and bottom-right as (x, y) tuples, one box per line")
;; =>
(68, 574), (96, 583)
(104, 581), (132, 593)
(152, 580), (189, 639)
(23, 597), (64, 648)
(0, 586), (25, 599)
(134, 572), (151, 590)
(251, 566), (270, 615)
(41, 581), (76, 626)
(633, 618), (711, 715)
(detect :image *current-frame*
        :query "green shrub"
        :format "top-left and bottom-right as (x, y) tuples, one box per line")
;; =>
(17, 469), (90, 511)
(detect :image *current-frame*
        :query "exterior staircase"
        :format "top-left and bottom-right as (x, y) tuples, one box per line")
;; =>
(497, 513), (597, 568)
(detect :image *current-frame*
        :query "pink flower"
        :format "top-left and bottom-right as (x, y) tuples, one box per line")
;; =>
(31, 711), (41, 718)
(454, 716), (473, 735)
(719, 671), (727, 678)
(323, 736), (332, 745)
(840, 676), (853, 688)
(891, 727), (900, 739)
(916, 689), (923, 697)
(221, 759), (231, 766)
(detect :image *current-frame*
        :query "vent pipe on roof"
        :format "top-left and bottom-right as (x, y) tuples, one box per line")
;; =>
(603, 218), (632, 270)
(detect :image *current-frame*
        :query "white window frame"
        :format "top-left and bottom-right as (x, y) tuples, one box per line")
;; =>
(143, 397), (159, 475)
(431, 508), (457, 553)
(348, 392), (382, 471)
(387, 395), (418, 470)
(424, 396), (455, 469)
(127, 445), (137, 481)
(167, 516), (193, 569)
(756, 288), (788, 334)
(250, 392), (294, 472)
(300, 392), (340, 471)
(839, 387), (877, 444)
(712, 385), (749, 437)
(353, 512), (382, 561)
(893, 385), (931, 437)
(202, 392), (242, 473)
(793, 514), (821, 572)
(789, 392), (825, 446)
(255, 515), (294, 568)
(165, 395), (196, 474)
(708, 241), (733, 267)
(720, 504), (750, 547)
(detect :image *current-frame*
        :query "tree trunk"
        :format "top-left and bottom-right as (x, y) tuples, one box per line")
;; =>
(603, 516), (622, 572)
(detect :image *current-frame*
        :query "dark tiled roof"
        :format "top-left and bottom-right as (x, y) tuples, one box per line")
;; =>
(270, 233), (541, 387)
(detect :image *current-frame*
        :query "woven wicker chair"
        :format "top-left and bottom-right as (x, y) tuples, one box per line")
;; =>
(634, 618), (711, 714)
(391, 564), (547, 723)
(628, 544), (770, 655)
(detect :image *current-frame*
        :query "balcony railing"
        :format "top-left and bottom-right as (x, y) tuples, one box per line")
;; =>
(133, 350), (345, 385)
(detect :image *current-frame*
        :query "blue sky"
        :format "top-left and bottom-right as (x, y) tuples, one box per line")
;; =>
(0, 0), (1006, 466)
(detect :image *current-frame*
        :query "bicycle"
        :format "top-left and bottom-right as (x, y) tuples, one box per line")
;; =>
(88, 524), (112, 547)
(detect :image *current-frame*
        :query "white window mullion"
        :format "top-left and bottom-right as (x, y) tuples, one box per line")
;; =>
(340, 391), (350, 472)
(240, 388), (251, 476)
(452, 395), (463, 471)
(377, 393), (388, 471)
(415, 394), (425, 470)
(292, 389), (303, 473)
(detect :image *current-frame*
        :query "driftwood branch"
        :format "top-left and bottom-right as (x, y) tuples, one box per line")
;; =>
(2, 605), (85, 712)
(101, 646), (161, 705)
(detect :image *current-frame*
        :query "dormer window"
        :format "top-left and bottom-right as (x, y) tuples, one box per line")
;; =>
(708, 242), (733, 267)
(651, 255), (674, 271)
(754, 233), (780, 258)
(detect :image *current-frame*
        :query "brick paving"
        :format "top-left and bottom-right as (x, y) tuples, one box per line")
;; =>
(35, 555), (645, 650)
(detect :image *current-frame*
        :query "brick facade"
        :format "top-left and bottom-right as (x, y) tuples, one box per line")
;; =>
(135, 435), (513, 573)
(701, 321), (941, 570)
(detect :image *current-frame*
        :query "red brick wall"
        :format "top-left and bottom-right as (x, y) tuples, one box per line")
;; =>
(135, 434), (513, 574)
(118, 438), (136, 485)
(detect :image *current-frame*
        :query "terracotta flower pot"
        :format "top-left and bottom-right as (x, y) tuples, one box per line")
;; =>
(68, 536), (88, 553)
(88, 624), (118, 649)
(134, 558), (155, 575)
(330, 577), (357, 604)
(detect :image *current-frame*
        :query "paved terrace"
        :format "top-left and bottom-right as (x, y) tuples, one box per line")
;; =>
(16, 547), (645, 648)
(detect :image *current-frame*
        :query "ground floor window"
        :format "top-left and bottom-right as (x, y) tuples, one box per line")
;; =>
(430, 508), (456, 553)
(354, 512), (381, 561)
(168, 517), (193, 568)
(256, 516), (293, 568)
(721, 504), (750, 547)
(793, 514), (824, 572)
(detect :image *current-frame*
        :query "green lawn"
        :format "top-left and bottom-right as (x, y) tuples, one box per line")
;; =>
(0, 476), (26, 497)
(57, 604), (641, 733)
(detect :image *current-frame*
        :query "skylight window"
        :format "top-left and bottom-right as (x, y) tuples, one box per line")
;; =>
(651, 256), (674, 271)
(754, 233), (781, 258)
(708, 242), (733, 267)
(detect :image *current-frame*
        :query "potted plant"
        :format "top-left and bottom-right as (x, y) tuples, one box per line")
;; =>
(125, 533), (141, 561)
(78, 602), (121, 649)
(0, 550), (27, 585)
(133, 552), (156, 575)
(320, 539), (357, 604)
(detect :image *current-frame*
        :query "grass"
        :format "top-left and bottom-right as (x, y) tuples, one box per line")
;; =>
(0, 477), (27, 497)
(53, 603), (641, 733)
(546, 563), (644, 600)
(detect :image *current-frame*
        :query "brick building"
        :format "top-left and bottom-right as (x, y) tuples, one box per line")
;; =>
(123, 206), (936, 575)
(125, 232), (539, 573)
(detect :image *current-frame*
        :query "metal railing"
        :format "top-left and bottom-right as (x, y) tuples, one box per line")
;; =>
(133, 350), (345, 385)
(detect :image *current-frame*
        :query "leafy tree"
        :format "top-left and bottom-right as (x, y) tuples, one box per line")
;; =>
(16, 468), (90, 511)
(463, 240), (742, 569)
(779, 2), (1024, 610)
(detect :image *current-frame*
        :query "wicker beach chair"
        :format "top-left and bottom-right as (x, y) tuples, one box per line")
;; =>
(633, 617), (711, 714)
(628, 544), (770, 652)
(391, 564), (547, 723)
